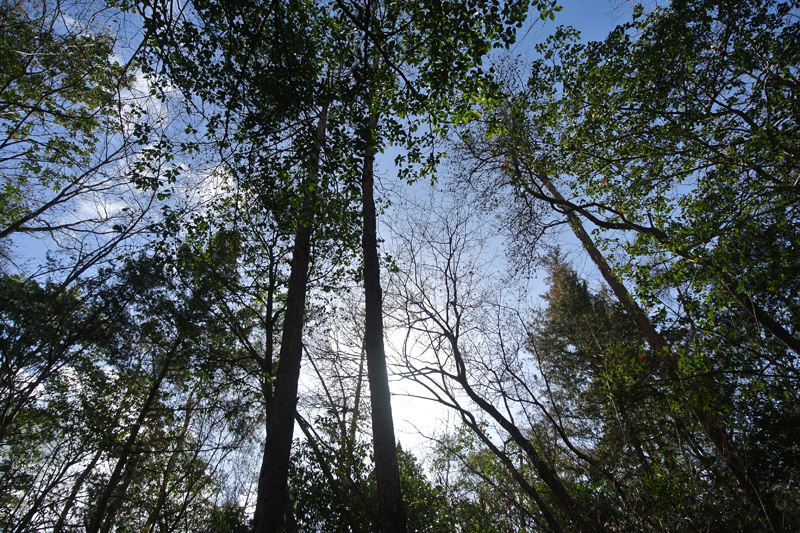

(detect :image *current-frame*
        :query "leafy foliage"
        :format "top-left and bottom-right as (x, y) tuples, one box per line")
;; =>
(453, 0), (800, 529)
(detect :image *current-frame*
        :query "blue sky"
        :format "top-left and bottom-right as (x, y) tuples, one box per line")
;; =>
(554, 0), (627, 41)
(518, 0), (628, 52)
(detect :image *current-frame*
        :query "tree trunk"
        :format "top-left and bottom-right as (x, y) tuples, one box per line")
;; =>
(347, 339), (366, 478)
(143, 385), (198, 532)
(99, 452), (141, 533)
(252, 104), (328, 533)
(455, 406), (565, 533)
(361, 105), (408, 533)
(53, 448), (103, 533)
(295, 411), (363, 533)
(444, 328), (599, 532)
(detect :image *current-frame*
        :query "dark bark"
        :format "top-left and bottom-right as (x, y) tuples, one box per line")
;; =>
(262, 243), (278, 413)
(453, 405), (565, 533)
(142, 386), (197, 532)
(512, 166), (800, 356)
(361, 106), (408, 533)
(53, 448), (103, 533)
(252, 105), (328, 533)
(99, 452), (141, 533)
(442, 326), (600, 532)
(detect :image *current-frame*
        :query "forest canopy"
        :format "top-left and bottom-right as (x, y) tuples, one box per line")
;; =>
(1, 0), (798, 531)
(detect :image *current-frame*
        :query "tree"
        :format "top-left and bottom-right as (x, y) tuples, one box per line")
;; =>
(543, 0), (800, 358)
(0, 0), (181, 285)
(142, 2), (366, 529)
(529, 255), (744, 530)
(254, 104), (332, 532)
(386, 193), (607, 532)
(0, 227), (261, 531)
(289, 416), (456, 533)
(346, 0), (562, 527)
(81, 246), (259, 533)
(145, 1), (564, 530)
(0, 274), (119, 531)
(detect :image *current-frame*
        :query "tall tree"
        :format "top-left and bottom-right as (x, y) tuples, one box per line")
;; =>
(142, 2), (363, 529)
(356, 2), (407, 525)
(386, 194), (605, 531)
(146, 1), (560, 530)
(253, 103), (331, 532)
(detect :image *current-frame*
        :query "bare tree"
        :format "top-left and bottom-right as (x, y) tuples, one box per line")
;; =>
(385, 189), (606, 532)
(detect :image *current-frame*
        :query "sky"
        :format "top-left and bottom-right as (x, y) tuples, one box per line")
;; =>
(541, 0), (632, 43)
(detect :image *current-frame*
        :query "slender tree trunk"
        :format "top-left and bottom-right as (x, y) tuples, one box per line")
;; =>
(99, 453), (141, 533)
(14, 445), (80, 533)
(143, 385), (198, 532)
(454, 407), (565, 533)
(355, 2), (408, 527)
(527, 169), (785, 531)
(263, 245), (278, 414)
(444, 329), (599, 532)
(252, 104), (328, 533)
(361, 104), (408, 533)
(347, 339), (366, 478)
